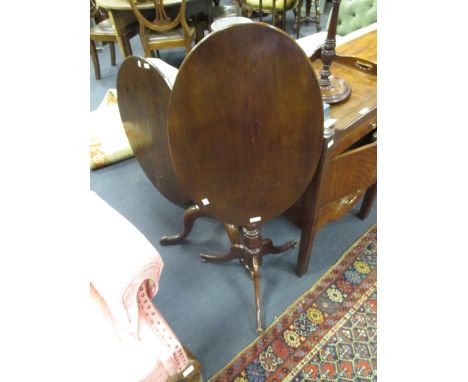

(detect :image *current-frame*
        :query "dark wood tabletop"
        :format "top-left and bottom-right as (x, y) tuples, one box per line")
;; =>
(167, 22), (324, 227)
(117, 56), (190, 206)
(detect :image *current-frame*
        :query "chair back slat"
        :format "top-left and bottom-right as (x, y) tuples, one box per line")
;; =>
(129, 0), (186, 33)
(152, 0), (171, 24)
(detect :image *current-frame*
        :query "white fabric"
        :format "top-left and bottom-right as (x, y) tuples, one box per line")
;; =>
(296, 31), (341, 57)
(89, 192), (174, 381)
(337, 22), (377, 46)
(210, 16), (253, 32)
(146, 58), (179, 88)
(296, 22), (377, 58)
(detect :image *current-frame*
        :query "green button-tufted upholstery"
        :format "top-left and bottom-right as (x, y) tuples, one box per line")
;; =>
(335, 0), (377, 36)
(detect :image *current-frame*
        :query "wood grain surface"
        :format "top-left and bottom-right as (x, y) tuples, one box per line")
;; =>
(168, 22), (324, 226)
(117, 56), (190, 206)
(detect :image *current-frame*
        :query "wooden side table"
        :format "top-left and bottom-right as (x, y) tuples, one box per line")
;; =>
(284, 30), (377, 276)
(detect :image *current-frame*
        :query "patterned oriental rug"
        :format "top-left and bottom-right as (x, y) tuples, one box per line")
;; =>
(209, 225), (377, 382)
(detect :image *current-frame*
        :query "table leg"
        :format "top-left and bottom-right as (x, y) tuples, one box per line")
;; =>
(107, 10), (134, 58)
(295, 175), (322, 277)
(295, 140), (328, 277)
(357, 183), (377, 220)
(296, 225), (318, 277)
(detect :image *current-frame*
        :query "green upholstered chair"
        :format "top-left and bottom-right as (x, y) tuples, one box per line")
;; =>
(242, 0), (300, 30)
(333, 0), (377, 36)
(300, 0), (327, 21)
(296, 0), (377, 58)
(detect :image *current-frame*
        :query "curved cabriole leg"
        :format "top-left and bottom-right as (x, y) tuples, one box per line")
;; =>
(262, 238), (297, 254)
(198, 222), (296, 333)
(160, 205), (204, 245)
(198, 224), (242, 261)
(200, 245), (244, 263)
(242, 224), (264, 334)
(224, 224), (241, 245)
(252, 254), (262, 334)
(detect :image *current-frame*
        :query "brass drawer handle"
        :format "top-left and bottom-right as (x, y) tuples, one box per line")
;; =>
(356, 60), (374, 71)
(341, 194), (359, 206)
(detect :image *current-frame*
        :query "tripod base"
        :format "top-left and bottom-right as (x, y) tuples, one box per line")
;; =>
(200, 225), (297, 334)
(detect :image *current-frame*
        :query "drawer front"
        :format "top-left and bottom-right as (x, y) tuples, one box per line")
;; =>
(317, 189), (365, 231)
(331, 112), (377, 157)
(320, 141), (376, 206)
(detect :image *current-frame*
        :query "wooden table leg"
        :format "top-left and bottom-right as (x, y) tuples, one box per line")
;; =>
(295, 140), (328, 277)
(252, 254), (262, 334)
(296, 220), (319, 277)
(160, 204), (204, 245)
(357, 183), (377, 220)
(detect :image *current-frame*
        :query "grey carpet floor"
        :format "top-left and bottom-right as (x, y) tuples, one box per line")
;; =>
(90, 1), (376, 378)
(91, 158), (376, 378)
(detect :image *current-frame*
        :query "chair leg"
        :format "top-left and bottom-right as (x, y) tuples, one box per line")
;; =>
(109, 42), (116, 66)
(124, 36), (133, 56)
(296, 0), (302, 38)
(195, 24), (203, 43)
(314, 0), (321, 31)
(90, 40), (101, 80)
(141, 37), (153, 58)
(184, 39), (192, 54)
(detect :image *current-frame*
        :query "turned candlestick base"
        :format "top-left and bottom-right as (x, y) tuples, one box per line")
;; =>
(320, 75), (351, 104)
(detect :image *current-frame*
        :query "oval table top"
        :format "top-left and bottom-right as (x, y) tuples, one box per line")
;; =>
(168, 22), (324, 226)
(97, 0), (182, 10)
(117, 56), (190, 206)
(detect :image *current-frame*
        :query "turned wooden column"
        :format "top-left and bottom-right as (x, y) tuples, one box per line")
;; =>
(318, 0), (351, 103)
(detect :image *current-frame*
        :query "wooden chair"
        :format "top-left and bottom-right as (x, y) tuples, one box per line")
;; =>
(129, 0), (196, 58)
(300, 0), (321, 32)
(241, 0), (301, 33)
(90, 0), (138, 80)
(167, 23), (324, 332)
